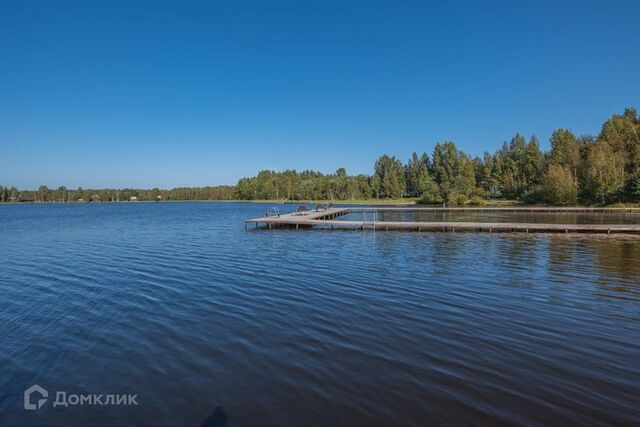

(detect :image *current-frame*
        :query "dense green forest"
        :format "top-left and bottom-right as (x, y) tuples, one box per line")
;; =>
(2, 108), (639, 205)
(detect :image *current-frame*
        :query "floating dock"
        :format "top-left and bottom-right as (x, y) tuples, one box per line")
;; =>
(245, 207), (640, 234)
(347, 206), (640, 213)
(246, 208), (350, 229)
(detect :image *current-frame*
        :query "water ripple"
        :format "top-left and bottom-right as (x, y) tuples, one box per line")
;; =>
(0, 203), (639, 426)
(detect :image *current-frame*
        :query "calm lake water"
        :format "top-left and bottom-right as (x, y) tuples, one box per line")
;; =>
(1, 202), (639, 426)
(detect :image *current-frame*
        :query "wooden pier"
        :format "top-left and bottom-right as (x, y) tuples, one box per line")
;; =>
(347, 206), (640, 213)
(246, 208), (350, 230)
(245, 207), (640, 234)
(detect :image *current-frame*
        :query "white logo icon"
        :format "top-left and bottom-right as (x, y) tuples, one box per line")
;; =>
(24, 384), (48, 410)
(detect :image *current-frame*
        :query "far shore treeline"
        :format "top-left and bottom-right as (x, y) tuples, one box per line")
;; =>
(2, 108), (639, 206)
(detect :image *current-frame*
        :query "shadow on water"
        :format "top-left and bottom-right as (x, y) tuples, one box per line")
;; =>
(201, 406), (229, 427)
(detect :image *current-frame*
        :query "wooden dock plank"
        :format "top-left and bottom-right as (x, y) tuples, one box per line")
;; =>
(245, 207), (350, 223)
(312, 220), (640, 233)
(245, 208), (640, 234)
(347, 207), (640, 213)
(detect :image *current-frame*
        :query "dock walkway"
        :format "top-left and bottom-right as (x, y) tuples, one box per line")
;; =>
(347, 207), (640, 213)
(245, 207), (640, 234)
(246, 208), (350, 229)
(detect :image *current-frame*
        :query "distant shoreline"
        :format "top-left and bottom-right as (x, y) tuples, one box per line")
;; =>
(1, 199), (639, 209)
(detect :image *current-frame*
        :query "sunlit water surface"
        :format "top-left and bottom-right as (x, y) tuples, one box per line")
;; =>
(1, 203), (639, 426)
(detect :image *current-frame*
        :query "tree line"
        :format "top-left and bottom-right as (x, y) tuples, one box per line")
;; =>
(0, 186), (236, 203)
(2, 108), (639, 205)
(233, 108), (640, 205)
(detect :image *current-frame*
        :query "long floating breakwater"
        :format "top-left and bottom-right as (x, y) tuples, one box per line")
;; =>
(245, 207), (640, 234)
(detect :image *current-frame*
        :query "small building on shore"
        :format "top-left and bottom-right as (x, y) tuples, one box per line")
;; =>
(18, 195), (35, 203)
(130, 196), (138, 202)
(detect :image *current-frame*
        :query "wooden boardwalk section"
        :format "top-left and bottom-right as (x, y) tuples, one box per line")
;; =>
(245, 208), (350, 229)
(348, 206), (640, 213)
(245, 207), (640, 234)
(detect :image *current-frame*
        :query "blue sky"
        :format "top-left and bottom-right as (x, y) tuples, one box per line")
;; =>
(1, 0), (638, 188)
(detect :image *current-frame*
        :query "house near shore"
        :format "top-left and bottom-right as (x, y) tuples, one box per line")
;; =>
(18, 195), (35, 202)
(130, 196), (138, 201)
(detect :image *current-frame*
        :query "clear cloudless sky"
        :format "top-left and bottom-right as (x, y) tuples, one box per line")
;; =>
(1, 0), (639, 189)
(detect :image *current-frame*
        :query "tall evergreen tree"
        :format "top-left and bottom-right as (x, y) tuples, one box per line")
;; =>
(405, 152), (432, 197)
(431, 142), (475, 204)
(549, 129), (580, 186)
(373, 155), (406, 198)
(523, 135), (544, 192)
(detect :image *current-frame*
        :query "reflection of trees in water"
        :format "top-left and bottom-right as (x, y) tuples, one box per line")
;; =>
(546, 236), (579, 268)
(547, 236), (640, 304)
(488, 236), (545, 290)
(591, 238), (640, 297)
(371, 234), (640, 305)
(544, 236), (598, 310)
(392, 234), (546, 291)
